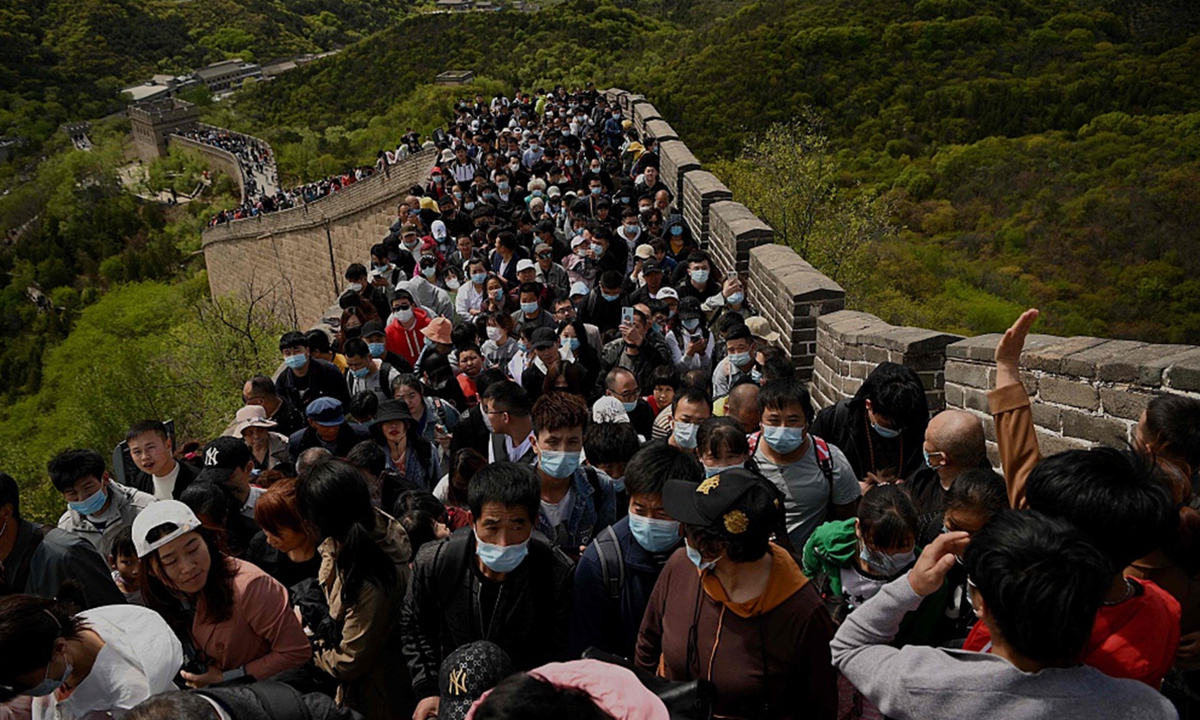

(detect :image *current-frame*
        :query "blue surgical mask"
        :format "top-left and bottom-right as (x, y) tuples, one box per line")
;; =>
(562, 337), (581, 351)
(601, 292), (620, 302)
(368, 342), (386, 358)
(476, 536), (530, 573)
(685, 540), (717, 572)
(471, 272), (488, 285)
(728, 351), (751, 368)
(762, 424), (806, 454)
(629, 514), (681, 554)
(860, 545), (916, 576)
(673, 421), (698, 449)
(751, 368), (763, 384)
(727, 292), (744, 306)
(539, 450), (581, 479)
(521, 301), (539, 315)
(671, 225), (683, 237)
(26, 654), (72, 698)
(704, 462), (744, 478)
(591, 186), (602, 195)
(593, 245), (605, 258)
(690, 269), (709, 284)
(621, 400), (638, 413)
(873, 422), (902, 439)
(421, 266), (437, 279)
(682, 318), (700, 331)
(350, 366), (370, 378)
(283, 353), (308, 370)
(498, 181), (510, 191)
(464, 201), (477, 211)
(68, 486), (107, 516)
(492, 289), (504, 301)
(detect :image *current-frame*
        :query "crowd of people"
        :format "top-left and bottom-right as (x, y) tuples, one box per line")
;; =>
(1, 87), (1197, 720)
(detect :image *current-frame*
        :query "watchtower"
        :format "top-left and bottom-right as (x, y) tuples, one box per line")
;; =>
(129, 98), (200, 161)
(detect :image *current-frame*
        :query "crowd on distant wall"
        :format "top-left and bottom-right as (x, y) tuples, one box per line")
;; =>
(0, 85), (1196, 720)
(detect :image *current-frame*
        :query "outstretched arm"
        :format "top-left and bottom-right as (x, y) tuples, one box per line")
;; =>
(990, 309), (1041, 509)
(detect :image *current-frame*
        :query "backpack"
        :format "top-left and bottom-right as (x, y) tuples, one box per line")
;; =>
(593, 525), (624, 602)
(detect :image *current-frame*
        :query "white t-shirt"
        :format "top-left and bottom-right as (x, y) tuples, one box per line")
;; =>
(754, 439), (860, 550)
(32, 605), (182, 720)
(150, 462), (181, 501)
(540, 488), (574, 528)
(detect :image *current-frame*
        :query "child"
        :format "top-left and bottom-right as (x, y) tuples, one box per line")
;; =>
(108, 527), (143, 605)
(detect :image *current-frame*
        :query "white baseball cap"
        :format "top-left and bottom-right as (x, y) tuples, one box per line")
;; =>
(655, 287), (679, 301)
(516, 259), (536, 272)
(132, 500), (202, 558)
(431, 219), (447, 240)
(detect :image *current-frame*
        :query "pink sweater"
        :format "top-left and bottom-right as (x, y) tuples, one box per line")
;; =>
(191, 558), (311, 680)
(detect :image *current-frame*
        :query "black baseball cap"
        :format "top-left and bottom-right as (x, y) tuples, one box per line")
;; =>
(662, 468), (779, 537)
(196, 436), (253, 485)
(438, 641), (514, 720)
(530, 327), (557, 350)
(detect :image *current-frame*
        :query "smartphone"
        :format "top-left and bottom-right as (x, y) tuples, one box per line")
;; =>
(622, 306), (635, 325)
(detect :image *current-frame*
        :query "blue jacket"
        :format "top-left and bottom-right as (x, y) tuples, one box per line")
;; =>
(536, 466), (616, 558)
(568, 516), (679, 659)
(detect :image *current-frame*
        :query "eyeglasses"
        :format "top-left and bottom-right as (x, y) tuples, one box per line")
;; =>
(538, 253), (552, 259)
(392, 305), (411, 312)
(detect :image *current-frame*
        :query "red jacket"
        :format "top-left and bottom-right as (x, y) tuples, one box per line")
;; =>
(385, 307), (431, 368)
(963, 577), (1180, 687)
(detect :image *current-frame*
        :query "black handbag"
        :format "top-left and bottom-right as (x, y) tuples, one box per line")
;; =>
(581, 647), (716, 720)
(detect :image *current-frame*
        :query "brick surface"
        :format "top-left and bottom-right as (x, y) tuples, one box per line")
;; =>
(1038, 376), (1100, 411)
(1060, 408), (1129, 447)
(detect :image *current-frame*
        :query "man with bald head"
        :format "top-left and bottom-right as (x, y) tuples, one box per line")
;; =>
(907, 409), (987, 545)
(725, 380), (761, 435)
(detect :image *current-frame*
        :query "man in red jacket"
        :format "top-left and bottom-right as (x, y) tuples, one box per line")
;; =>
(385, 289), (431, 368)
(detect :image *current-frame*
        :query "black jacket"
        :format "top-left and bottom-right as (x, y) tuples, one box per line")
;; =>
(810, 395), (927, 483)
(275, 359), (352, 417)
(401, 527), (575, 699)
(448, 407), (490, 458)
(198, 682), (362, 720)
(287, 423), (370, 462)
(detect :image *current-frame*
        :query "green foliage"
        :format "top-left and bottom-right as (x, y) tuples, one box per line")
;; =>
(144, 146), (209, 195)
(0, 275), (289, 523)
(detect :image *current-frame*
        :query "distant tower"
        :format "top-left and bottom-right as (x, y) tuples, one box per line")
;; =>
(128, 98), (200, 162)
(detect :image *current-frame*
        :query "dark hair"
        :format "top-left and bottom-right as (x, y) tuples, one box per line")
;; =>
(697, 417), (750, 459)
(858, 362), (929, 430)
(296, 459), (399, 605)
(343, 337), (369, 358)
(964, 510), (1112, 666)
(399, 508), (442, 556)
(544, 361), (585, 397)
(109, 526), (137, 560)
(557, 318), (593, 356)
(141, 524), (237, 629)
(0, 595), (87, 700)
(126, 419), (169, 444)
(467, 462), (540, 522)
(858, 484), (918, 551)
(687, 516), (771, 564)
(945, 467), (1008, 519)
(345, 263), (368, 281)
(651, 365), (679, 390)
(758, 378), (815, 424)
(1144, 394), (1200, 470)
(472, 672), (613, 720)
(1025, 446), (1172, 568)
(483, 380), (532, 416)
(47, 448), (106, 492)
(447, 448), (487, 508)
(584, 423), (641, 467)
(625, 442), (704, 498)
(599, 270), (622, 292)
(246, 375), (277, 399)
(348, 391), (379, 422)
(0, 472), (21, 519)
(760, 356), (794, 385)
(681, 369), (712, 396)
(346, 440), (388, 477)
(532, 391), (588, 435)
(305, 329), (333, 354)
(279, 330), (309, 351)
(671, 385), (712, 414)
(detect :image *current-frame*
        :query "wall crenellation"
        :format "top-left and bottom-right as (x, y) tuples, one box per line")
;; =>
(200, 89), (1200, 463)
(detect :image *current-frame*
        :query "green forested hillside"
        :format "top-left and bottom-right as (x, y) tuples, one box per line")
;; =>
(0, 0), (415, 160)
(223, 0), (1200, 342)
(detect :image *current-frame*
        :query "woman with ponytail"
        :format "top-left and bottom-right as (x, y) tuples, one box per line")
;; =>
(296, 458), (414, 720)
(0, 594), (181, 719)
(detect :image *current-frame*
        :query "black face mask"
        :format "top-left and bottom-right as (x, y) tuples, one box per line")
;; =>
(344, 326), (361, 339)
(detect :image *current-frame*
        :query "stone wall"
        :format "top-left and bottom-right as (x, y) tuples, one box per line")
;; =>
(168, 135), (247, 201)
(200, 149), (436, 327)
(944, 334), (1200, 463)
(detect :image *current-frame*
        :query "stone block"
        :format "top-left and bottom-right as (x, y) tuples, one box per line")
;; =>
(1097, 387), (1155, 421)
(1023, 336), (1108, 374)
(1038, 376), (1100, 411)
(1030, 403), (1062, 432)
(1165, 353), (1200, 393)
(1060, 408), (1129, 447)
(1034, 428), (1091, 457)
(944, 361), (993, 390)
(1136, 348), (1200, 387)
(881, 326), (966, 355)
(962, 386), (991, 414)
(944, 382), (964, 409)
(1057, 340), (1149, 381)
(945, 334), (1002, 362)
(644, 118), (678, 142)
